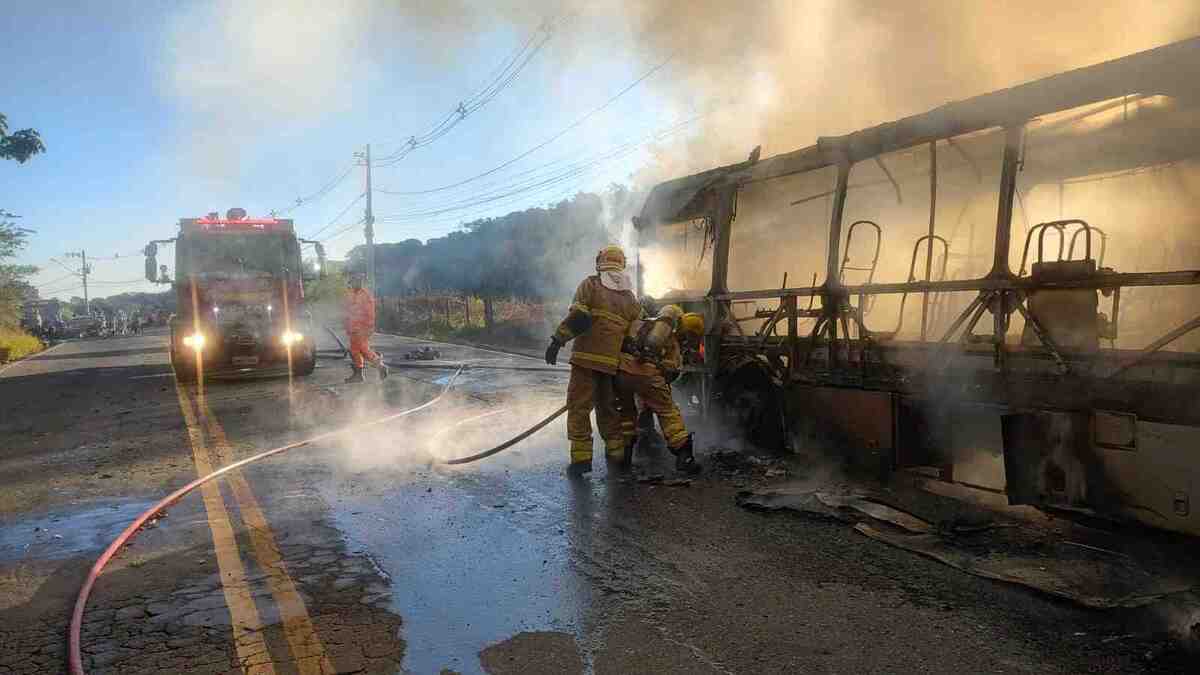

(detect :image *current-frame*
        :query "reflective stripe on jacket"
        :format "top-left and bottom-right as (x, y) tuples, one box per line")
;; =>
(554, 275), (641, 375)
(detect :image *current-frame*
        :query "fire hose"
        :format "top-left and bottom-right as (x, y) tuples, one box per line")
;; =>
(438, 404), (569, 465)
(67, 363), (568, 674)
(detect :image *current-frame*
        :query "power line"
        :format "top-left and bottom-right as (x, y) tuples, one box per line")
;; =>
(304, 192), (366, 239)
(371, 15), (566, 167)
(87, 250), (144, 261)
(47, 257), (82, 276)
(38, 283), (83, 296)
(36, 272), (79, 289)
(376, 111), (702, 223)
(373, 54), (674, 192)
(88, 278), (150, 285)
(273, 161), (357, 216)
(374, 111), (670, 200)
(320, 217), (367, 244)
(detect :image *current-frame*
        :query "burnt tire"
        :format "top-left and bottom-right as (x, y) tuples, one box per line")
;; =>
(713, 359), (787, 452)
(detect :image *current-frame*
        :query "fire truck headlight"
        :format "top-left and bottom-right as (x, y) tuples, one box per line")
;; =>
(280, 331), (303, 346)
(182, 333), (206, 350)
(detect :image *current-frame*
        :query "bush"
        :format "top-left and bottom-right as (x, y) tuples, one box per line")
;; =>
(0, 327), (42, 362)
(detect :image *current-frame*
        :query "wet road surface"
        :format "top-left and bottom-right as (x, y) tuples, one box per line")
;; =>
(0, 329), (1192, 673)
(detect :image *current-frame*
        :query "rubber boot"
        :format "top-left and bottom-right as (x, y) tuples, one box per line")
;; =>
(672, 434), (700, 475)
(567, 459), (593, 478)
(605, 446), (629, 473)
(344, 366), (365, 384)
(378, 361), (390, 380)
(622, 435), (637, 470)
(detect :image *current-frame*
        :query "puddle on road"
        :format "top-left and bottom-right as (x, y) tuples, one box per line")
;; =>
(321, 432), (609, 675)
(0, 499), (156, 562)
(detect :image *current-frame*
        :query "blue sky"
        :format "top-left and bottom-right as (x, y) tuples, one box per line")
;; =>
(4, 1), (680, 300)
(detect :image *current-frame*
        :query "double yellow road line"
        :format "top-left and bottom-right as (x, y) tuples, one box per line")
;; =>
(174, 380), (333, 674)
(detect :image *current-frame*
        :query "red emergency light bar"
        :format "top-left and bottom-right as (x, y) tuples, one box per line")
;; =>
(181, 217), (295, 232)
(196, 217), (281, 226)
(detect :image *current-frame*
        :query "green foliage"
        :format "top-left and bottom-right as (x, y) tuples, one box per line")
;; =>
(1, 213), (38, 329)
(1, 112), (44, 327)
(302, 263), (347, 305)
(346, 187), (640, 303)
(83, 291), (175, 318)
(0, 113), (45, 164)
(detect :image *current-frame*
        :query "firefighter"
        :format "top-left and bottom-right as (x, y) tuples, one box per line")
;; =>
(615, 305), (702, 474)
(545, 245), (642, 473)
(344, 272), (389, 383)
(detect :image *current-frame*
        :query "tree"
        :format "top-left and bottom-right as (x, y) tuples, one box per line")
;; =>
(0, 213), (38, 328)
(1, 113), (44, 327)
(0, 113), (45, 164)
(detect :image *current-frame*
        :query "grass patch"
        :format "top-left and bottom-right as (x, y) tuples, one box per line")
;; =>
(0, 328), (43, 362)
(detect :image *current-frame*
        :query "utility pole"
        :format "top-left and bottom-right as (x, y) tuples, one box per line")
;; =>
(363, 144), (376, 294)
(65, 249), (91, 314)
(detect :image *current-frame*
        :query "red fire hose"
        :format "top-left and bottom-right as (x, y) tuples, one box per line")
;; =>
(67, 366), (463, 675)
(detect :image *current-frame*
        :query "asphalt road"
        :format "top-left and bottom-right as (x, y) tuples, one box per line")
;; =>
(0, 328), (1192, 673)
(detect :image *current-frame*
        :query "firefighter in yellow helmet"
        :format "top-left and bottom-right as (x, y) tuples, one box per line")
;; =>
(545, 245), (643, 474)
(615, 305), (703, 473)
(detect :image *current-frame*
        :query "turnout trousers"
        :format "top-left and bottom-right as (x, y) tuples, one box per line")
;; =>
(349, 331), (383, 369)
(615, 371), (689, 452)
(566, 364), (625, 463)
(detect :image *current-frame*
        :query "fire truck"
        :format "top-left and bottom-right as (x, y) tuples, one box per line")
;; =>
(144, 208), (325, 382)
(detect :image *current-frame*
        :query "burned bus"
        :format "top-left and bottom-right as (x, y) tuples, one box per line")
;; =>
(634, 37), (1200, 537)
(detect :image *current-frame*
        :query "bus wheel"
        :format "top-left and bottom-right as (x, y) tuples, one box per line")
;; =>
(714, 359), (787, 453)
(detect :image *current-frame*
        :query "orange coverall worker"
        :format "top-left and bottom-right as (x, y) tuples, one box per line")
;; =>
(345, 286), (384, 370)
(545, 246), (642, 468)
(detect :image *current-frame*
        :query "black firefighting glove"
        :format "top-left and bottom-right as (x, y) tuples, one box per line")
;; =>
(545, 337), (562, 366)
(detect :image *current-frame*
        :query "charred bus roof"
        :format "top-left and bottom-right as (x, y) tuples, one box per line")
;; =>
(636, 36), (1200, 228)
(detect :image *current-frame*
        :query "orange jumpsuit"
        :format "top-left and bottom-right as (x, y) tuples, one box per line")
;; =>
(345, 287), (382, 368)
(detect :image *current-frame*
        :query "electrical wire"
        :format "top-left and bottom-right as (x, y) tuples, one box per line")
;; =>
(37, 283), (83, 296)
(35, 272), (79, 289)
(372, 54), (674, 192)
(88, 251), (144, 261)
(47, 257), (83, 276)
(375, 109), (701, 203)
(304, 192), (366, 239)
(372, 14), (565, 166)
(320, 218), (367, 243)
(376, 111), (700, 224)
(273, 162), (358, 217)
(88, 279), (150, 286)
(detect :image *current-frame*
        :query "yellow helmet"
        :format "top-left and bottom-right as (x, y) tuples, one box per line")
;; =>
(595, 245), (626, 272)
(658, 304), (684, 326)
(679, 312), (705, 337)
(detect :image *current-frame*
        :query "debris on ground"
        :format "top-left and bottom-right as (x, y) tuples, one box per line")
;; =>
(856, 522), (1195, 609)
(738, 483), (1200, 610)
(709, 448), (787, 481)
(404, 346), (442, 360)
(635, 474), (692, 487)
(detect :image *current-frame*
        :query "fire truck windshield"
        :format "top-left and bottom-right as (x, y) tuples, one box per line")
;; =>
(178, 231), (301, 279)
